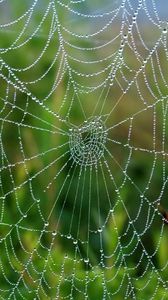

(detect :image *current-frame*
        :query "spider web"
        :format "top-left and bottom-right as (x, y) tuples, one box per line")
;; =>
(0, 0), (168, 298)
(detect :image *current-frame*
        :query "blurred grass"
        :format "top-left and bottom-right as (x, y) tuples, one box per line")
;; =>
(0, 3), (168, 299)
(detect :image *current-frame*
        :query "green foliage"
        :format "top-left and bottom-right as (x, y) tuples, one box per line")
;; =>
(1, 4), (168, 299)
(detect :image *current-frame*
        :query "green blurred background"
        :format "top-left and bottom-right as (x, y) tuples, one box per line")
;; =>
(0, 0), (168, 299)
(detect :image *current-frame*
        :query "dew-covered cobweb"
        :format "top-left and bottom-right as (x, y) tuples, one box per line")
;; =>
(0, 0), (168, 299)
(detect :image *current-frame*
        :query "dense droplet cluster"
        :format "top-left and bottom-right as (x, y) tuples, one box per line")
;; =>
(69, 117), (107, 166)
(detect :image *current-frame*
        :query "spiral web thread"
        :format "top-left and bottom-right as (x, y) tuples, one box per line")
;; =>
(0, 0), (168, 299)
